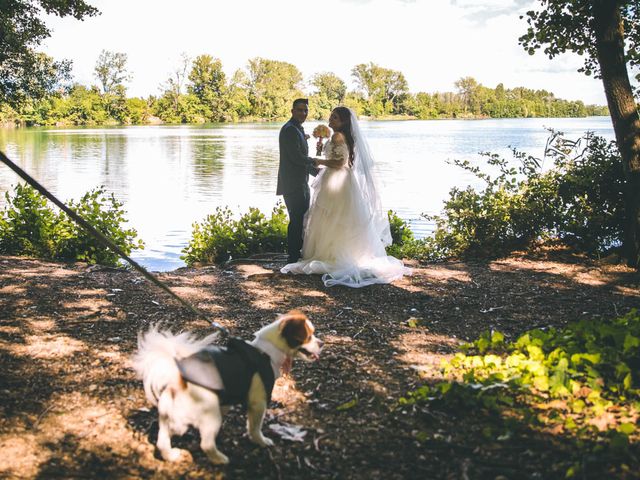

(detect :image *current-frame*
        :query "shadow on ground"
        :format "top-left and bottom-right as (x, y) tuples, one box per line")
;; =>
(0, 253), (638, 478)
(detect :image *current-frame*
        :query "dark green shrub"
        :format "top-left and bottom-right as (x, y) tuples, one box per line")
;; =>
(421, 132), (624, 261)
(182, 203), (288, 265)
(386, 210), (415, 257)
(0, 183), (56, 257)
(552, 134), (625, 252)
(0, 184), (143, 266)
(52, 187), (144, 264)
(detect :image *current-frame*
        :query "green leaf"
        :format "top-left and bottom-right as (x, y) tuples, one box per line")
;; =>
(623, 334), (640, 353)
(491, 331), (505, 345)
(618, 423), (635, 435)
(336, 398), (358, 411)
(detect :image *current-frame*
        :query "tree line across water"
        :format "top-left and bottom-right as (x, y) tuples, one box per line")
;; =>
(0, 52), (607, 127)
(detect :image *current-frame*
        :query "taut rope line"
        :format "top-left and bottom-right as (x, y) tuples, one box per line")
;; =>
(0, 149), (227, 333)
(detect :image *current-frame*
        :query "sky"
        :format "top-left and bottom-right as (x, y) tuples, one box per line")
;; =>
(41, 0), (608, 105)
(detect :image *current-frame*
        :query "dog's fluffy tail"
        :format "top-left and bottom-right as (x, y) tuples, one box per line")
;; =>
(131, 326), (218, 406)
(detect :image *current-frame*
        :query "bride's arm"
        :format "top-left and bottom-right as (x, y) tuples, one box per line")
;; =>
(316, 133), (348, 168)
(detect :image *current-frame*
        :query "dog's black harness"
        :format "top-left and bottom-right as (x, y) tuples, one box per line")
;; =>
(175, 338), (275, 406)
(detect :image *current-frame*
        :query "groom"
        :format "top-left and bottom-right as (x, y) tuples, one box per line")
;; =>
(277, 98), (319, 263)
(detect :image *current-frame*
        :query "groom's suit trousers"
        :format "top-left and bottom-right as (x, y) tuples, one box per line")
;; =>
(283, 187), (310, 263)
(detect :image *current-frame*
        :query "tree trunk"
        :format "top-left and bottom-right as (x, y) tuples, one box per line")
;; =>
(592, 0), (640, 268)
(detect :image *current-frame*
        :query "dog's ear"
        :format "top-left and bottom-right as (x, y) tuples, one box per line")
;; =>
(279, 310), (313, 348)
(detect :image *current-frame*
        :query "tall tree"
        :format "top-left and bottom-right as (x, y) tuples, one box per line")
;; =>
(158, 53), (191, 120)
(94, 50), (130, 94)
(520, 0), (640, 267)
(311, 72), (347, 105)
(246, 58), (303, 119)
(310, 72), (347, 119)
(352, 62), (409, 115)
(227, 69), (251, 120)
(0, 0), (98, 106)
(187, 55), (227, 121)
(454, 76), (480, 114)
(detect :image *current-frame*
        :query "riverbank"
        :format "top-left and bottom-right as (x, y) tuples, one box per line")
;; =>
(0, 113), (612, 129)
(1, 251), (638, 478)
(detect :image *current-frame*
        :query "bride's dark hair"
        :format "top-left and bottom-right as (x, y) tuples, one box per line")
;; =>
(332, 106), (355, 167)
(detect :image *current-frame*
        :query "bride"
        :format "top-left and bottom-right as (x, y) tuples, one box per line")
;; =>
(281, 107), (410, 288)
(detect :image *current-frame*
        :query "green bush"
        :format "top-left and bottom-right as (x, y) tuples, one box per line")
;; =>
(182, 203), (288, 265)
(385, 210), (436, 262)
(0, 184), (143, 265)
(417, 132), (624, 261)
(183, 131), (623, 266)
(52, 187), (144, 265)
(0, 183), (57, 257)
(401, 310), (640, 476)
(386, 210), (414, 256)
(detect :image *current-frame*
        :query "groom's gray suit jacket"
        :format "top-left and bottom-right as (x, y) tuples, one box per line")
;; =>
(276, 119), (318, 196)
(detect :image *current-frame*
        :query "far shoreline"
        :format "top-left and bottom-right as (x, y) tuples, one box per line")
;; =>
(0, 114), (612, 130)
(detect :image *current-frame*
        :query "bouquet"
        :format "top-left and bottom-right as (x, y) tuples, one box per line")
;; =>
(312, 124), (331, 155)
(312, 124), (331, 139)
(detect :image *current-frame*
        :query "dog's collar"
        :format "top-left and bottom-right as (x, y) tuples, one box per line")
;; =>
(251, 338), (289, 379)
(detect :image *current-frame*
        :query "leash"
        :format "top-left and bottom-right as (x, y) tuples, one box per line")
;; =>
(0, 149), (230, 335)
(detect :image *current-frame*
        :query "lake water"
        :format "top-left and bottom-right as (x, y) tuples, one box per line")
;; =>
(0, 117), (614, 271)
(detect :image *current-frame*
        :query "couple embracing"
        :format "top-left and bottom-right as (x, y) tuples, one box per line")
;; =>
(277, 98), (410, 288)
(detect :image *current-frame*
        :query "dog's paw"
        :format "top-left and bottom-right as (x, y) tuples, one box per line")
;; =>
(250, 434), (274, 447)
(206, 451), (229, 465)
(163, 448), (188, 462)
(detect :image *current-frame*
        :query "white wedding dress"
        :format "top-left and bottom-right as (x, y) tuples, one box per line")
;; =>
(281, 112), (410, 288)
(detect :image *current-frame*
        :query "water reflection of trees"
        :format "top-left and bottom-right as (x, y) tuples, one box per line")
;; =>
(250, 146), (278, 193)
(190, 137), (225, 194)
(0, 129), (132, 205)
(0, 128), (51, 198)
(100, 133), (129, 194)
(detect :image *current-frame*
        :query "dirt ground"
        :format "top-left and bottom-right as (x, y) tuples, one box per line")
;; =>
(0, 252), (638, 479)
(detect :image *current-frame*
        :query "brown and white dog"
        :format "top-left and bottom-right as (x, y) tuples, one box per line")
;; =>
(132, 310), (322, 465)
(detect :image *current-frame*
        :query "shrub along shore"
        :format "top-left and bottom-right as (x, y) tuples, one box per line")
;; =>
(0, 132), (624, 267)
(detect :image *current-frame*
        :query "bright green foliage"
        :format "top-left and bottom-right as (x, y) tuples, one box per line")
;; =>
(52, 187), (144, 265)
(182, 204), (288, 265)
(0, 183), (57, 257)
(183, 207), (416, 266)
(0, 184), (143, 266)
(388, 210), (415, 249)
(126, 97), (151, 124)
(401, 310), (640, 472)
(9, 83), (152, 126)
(420, 132), (625, 260)
(352, 62), (409, 116)
(386, 210), (425, 259)
(56, 84), (109, 125)
(246, 58), (304, 120)
(404, 80), (606, 120)
(1, 55), (607, 125)
(226, 70), (252, 121)
(309, 72), (347, 120)
(187, 55), (228, 122)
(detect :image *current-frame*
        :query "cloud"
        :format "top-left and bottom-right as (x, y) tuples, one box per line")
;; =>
(452, 0), (535, 25)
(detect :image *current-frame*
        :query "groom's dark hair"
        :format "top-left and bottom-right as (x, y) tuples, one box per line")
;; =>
(292, 98), (308, 108)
